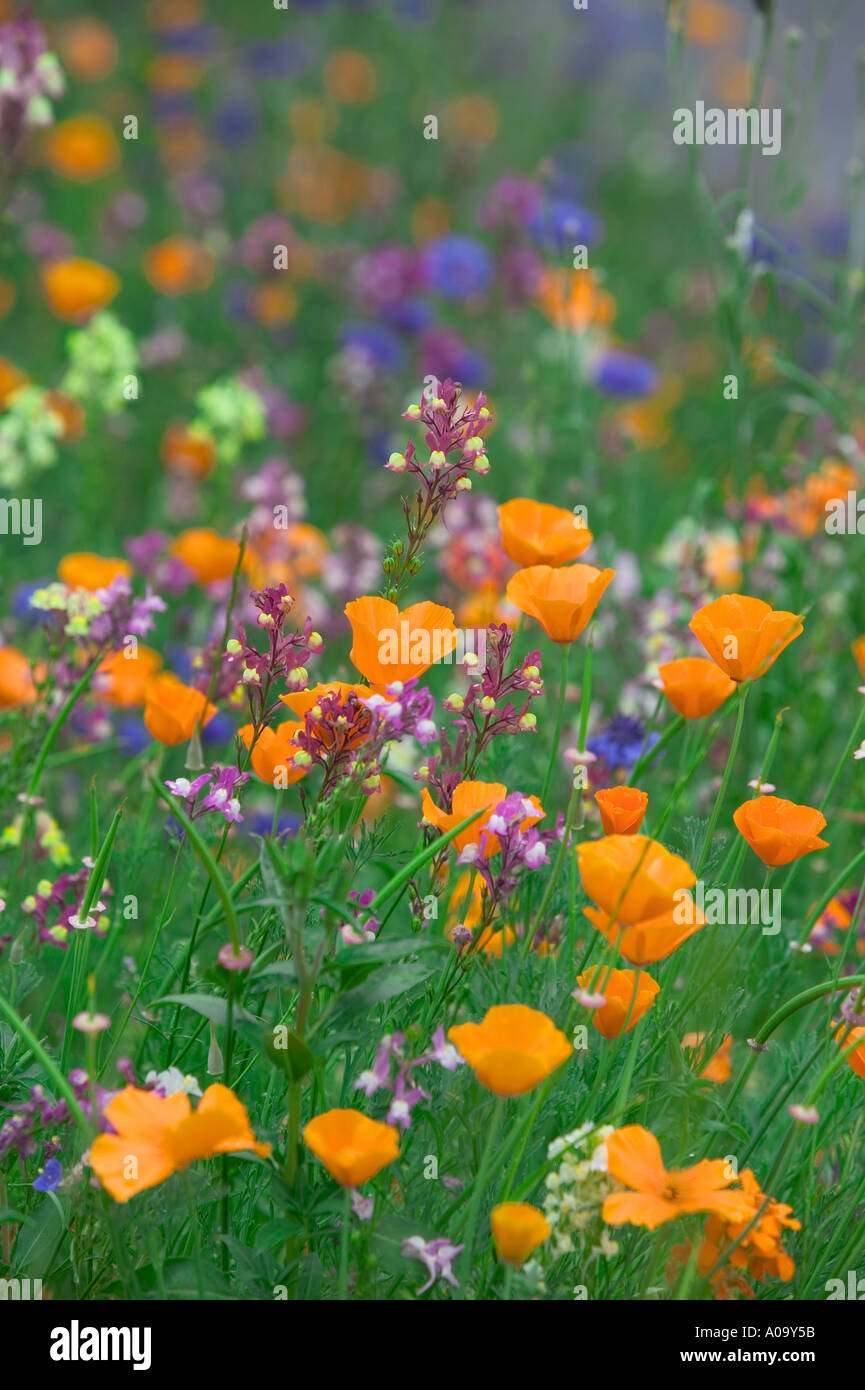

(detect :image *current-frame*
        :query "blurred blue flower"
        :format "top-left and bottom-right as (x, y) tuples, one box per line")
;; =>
(587, 714), (658, 774)
(339, 321), (405, 369)
(33, 1159), (62, 1192)
(530, 198), (601, 252)
(592, 351), (658, 399)
(422, 235), (493, 299)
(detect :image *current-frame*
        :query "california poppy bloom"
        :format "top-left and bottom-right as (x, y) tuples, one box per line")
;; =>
(58, 17), (119, 81)
(837, 1025), (865, 1079)
(96, 646), (162, 707)
(689, 594), (803, 683)
(658, 656), (735, 719)
(44, 113), (120, 181)
(143, 675), (217, 746)
(239, 722), (307, 786)
(577, 834), (704, 965)
(303, 1108), (399, 1186)
(448, 1004), (571, 1096)
(89, 1083), (271, 1203)
(171, 528), (241, 584)
(595, 786), (648, 836)
(421, 780), (543, 856)
(58, 553), (132, 591)
(160, 423), (216, 479)
(733, 795), (828, 868)
(577, 966), (659, 1039)
(490, 1202), (551, 1266)
(142, 236), (214, 295)
(0, 647), (37, 707)
(505, 564), (615, 643)
(697, 1167), (800, 1289)
(535, 267), (616, 332)
(344, 595), (458, 686)
(42, 258), (119, 322)
(681, 1032), (733, 1083)
(602, 1125), (752, 1231)
(497, 498), (593, 569)
(279, 681), (372, 718)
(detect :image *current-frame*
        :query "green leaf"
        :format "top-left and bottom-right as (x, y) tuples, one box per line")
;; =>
(152, 993), (261, 1026)
(326, 961), (436, 1026)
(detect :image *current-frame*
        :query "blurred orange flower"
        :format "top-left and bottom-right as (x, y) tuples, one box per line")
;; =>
(733, 795), (828, 868)
(58, 18), (119, 81)
(44, 114), (119, 181)
(143, 675), (216, 746)
(0, 647), (37, 707)
(577, 834), (704, 965)
(58, 553), (131, 590)
(497, 498), (593, 568)
(689, 594), (803, 683)
(42, 258), (119, 321)
(682, 1032), (733, 1083)
(658, 656), (735, 718)
(536, 268), (616, 332)
(490, 1203), (550, 1266)
(344, 595), (457, 686)
(171, 528), (241, 584)
(448, 1004), (571, 1096)
(90, 1083), (270, 1203)
(143, 236), (214, 294)
(578, 965), (659, 1039)
(506, 563), (615, 643)
(97, 646), (162, 707)
(323, 50), (378, 103)
(595, 786), (648, 836)
(160, 424), (216, 479)
(303, 1108), (399, 1186)
(602, 1125), (752, 1231)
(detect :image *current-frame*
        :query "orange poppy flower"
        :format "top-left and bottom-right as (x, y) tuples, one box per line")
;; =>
(142, 236), (214, 295)
(58, 18), (119, 81)
(681, 1032), (733, 1083)
(602, 1125), (753, 1231)
(42, 258), (119, 321)
(505, 564), (615, 643)
(323, 50), (378, 103)
(0, 647), (37, 707)
(89, 1083), (271, 1203)
(697, 1168), (800, 1289)
(160, 424), (216, 479)
(577, 966), (660, 1039)
(58, 553), (132, 591)
(344, 596), (458, 686)
(171, 528), (241, 584)
(658, 656), (736, 719)
(475, 925), (517, 957)
(497, 499), (593, 569)
(577, 834), (704, 965)
(279, 681), (372, 718)
(490, 1202), (551, 1266)
(143, 675), (216, 746)
(853, 636), (865, 680)
(837, 1025), (865, 1079)
(444, 870), (488, 938)
(536, 268), (616, 332)
(0, 357), (28, 405)
(595, 786), (648, 836)
(239, 722), (307, 786)
(44, 113), (119, 181)
(448, 1004), (571, 1096)
(733, 795), (828, 868)
(96, 646), (162, 707)
(303, 1108), (399, 1186)
(689, 594), (803, 683)
(421, 781), (543, 856)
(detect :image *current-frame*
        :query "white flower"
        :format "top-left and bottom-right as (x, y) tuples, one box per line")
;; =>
(145, 1066), (202, 1098)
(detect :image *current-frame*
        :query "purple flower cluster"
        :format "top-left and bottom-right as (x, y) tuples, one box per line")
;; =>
(0, 1070), (115, 1164)
(297, 678), (436, 801)
(0, 15), (64, 159)
(354, 1026), (464, 1130)
(22, 859), (113, 948)
(166, 763), (250, 824)
(457, 792), (550, 913)
(420, 623), (543, 810)
(230, 583), (322, 730)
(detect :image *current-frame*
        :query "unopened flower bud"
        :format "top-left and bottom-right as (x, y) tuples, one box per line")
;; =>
(473, 455), (491, 475)
(242, 666), (261, 684)
(404, 403), (421, 419)
(308, 631), (323, 652)
(465, 435), (484, 453)
(387, 451), (407, 472)
(286, 666), (308, 688)
(478, 695), (496, 714)
(518, 712), (537, 731)
(429, 450), (446, 468)
(455, 476), (472, 491)
(443, 693), (464, 712)
(226, 638), (242, 655)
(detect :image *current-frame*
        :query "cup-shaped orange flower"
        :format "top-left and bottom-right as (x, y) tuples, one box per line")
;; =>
(682, 1032), (733, 1083)
(595, 786), (648, 836)
(577, 966), (660, 1038)
(448, 1004), (571, 1096)
(733, 795), (828, 868)
(89, 1084), (271, 1203)
(497, 499), (593, 569)
(853, 635), (865, 680)
(42, 258), (119, 321)
(421, 780), (543, 856)
(601, 1125), (753, 1231)
(171, 528), (241, 583)
(44, 113), (120, 181)
(344, 595), (458, 686)
(577, 834), (704, 965)
(58, 552), (131, 591)
(490, 1202), (551, 1266)
(658, 657), (735, 719)
(0, 647), (37, 707)
(689, 594), (803, 683)
(96, 646), (162, 707)
(837, 1025), (865, 1079)
(505, 564), (615, 643)
(239, 722), (308, 786)
(303, 1108), (399, 1186)
(143, 675), (217, 746)
(279, 680), (372, 717)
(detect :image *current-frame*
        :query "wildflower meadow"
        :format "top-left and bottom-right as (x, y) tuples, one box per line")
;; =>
(2, 0), (865, 1344)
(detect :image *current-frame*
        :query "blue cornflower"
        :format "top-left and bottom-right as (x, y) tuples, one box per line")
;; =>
(422, 236), (493, 300)
(529, 198), (601, 252)
(592, 351), (659, 399)
(587, 714), (658, 774)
